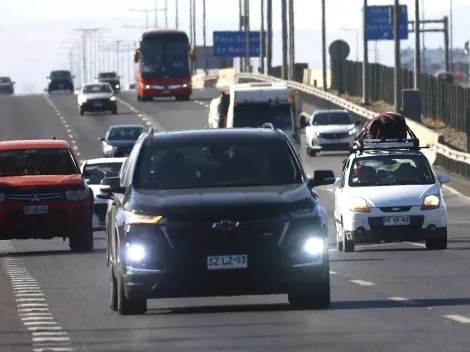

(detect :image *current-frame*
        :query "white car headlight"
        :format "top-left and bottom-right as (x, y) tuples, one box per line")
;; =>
(347, 197), (371, 212)
(115, 85), (120, 88)
(66, 189), (88, 201)
(126, 243), (146, 261)
(421, 194), (440, 210)
(110, 96), (116, 101)
(303, 237), (324, 255)
(349, 128), (357, 135)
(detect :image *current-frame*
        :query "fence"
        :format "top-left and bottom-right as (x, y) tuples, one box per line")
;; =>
(330, 60), (470, 134)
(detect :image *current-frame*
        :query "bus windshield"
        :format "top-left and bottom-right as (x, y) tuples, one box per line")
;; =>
(139, 34), (190, 79)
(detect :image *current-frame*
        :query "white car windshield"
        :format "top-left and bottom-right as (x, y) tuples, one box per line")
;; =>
(84, 84), (112, 93)
(313, 112), (352, 125)
(348, 155), (435, 186)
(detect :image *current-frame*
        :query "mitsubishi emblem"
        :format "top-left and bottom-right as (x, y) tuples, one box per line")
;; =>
(212, 220), (239, 231)
(31, 194), (41, 202)
(391, 207), (400, 211)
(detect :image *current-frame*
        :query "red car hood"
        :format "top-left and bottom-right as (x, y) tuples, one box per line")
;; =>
(0, 174), (84, 187)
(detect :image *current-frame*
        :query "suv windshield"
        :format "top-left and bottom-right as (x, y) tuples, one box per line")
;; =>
(312, 112), (352, 125)
(50, 71), (71, 79)
(348, 155), (435, 187)
(0, 77), (11, 83)
(84, 84), (112, 93)
(83, 162), (123, 184)
(134, 139), (303, 190)
(108, 127), (143, 141)
(233, 103), (292, 129)
(0, 148), (77, 176)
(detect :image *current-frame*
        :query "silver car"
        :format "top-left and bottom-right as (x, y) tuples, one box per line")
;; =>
(81, 157), (127, 230)
(77, 82), (118, 116)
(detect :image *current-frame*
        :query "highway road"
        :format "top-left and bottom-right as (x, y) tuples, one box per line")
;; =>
(1, 90), (470, 351)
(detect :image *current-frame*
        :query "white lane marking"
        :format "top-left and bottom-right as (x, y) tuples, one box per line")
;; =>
(405, 242), (426, 248)
(329, 270), (337, 275)
(117, 98), (166, 131)
(443, 315), (470, 324)
(1, 240), (75, 351)
(349, 279), (375, 287)
(443, 184), (470, 202)
(33, 348), (74, 352)
(387, 297), (420, 305)
(42, 96), (83, 162)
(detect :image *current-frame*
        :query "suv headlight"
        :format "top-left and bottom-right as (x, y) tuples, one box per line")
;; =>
(288, 207), (319, 218)
(110, 96), (116, 101)
(421, 194), (440, 210)
(347, 197), (371, 212)
(66, 189), (88, 201)
(125, 243), (146, 261)
(124, 210), (162, 225)
(349, 128), (357, 135)
(303, 237), (324, 255)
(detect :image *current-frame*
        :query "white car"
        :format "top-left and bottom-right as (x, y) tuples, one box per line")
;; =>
(81, 157), (127, 230)
(305, 109), (361, 157)
(77, 82), (118, 116)
(334, 139), (450, 252)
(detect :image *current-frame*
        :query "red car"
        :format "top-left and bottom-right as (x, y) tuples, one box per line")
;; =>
(0, 139), (94, 251)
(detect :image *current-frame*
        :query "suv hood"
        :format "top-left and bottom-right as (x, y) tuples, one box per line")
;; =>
(132, 183), (313, 221)
(311, 124), (355, 133)
(0, 174), (84, 188)
(346, 184), (440, 207)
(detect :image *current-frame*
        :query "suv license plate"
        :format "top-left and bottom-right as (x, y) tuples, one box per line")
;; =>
(94, 103), (103, 107)
(207, 255), (247, 270)
(383, 216), (410, 226)
(24, 206), (48, 215)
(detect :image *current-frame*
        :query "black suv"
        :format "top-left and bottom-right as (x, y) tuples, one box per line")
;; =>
(47, 70), (74, 93)
(98, 127), (336, 315)
(97, 72), (121, 93)
(0, 76), (15, 95)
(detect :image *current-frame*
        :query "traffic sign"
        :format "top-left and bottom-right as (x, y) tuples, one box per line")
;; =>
(213, 31), (266, 58)
(366, 5), (408, 41)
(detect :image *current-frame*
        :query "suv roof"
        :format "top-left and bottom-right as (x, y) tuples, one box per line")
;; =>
(0, 140), (70, 151)
(145, 128), (288, 143)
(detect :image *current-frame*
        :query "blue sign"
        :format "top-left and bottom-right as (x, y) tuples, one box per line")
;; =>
(213, 31), (266, 58)
(366, 5), (408, 41)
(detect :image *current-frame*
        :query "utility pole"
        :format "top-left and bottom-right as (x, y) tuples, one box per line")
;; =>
(189, 0), (193, 44)
(239, 0), (244, 71)
(288, 0), (295, 81)
(409, 17), (451, 72)
(154, 0), (158, 26)
(321, 0), (327, 90)
(414, 0), (421, 89)
(244, 0), (250, 72)
(175, 0), (179, 29)
(260, 0), (265, 73)
(266, 0), (272, 74)
(362, 0), (369, 104)
(203, 0), (208, 73)
(449, 0), (453, 71)
(281, 0), (288, 80)
(393, 0), (401, 113)
(74, 28), (102, 85)
(165, 0), (168, 27)
(192, 0), (196, 47)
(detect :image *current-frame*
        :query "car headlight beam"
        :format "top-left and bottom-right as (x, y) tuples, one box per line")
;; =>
(303, 237), (324, 255)
(126, 243), (145, 262)
(421, 194), (440, 210)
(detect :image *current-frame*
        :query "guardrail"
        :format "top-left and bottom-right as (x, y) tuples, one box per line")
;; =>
(199, 70), (470, 179)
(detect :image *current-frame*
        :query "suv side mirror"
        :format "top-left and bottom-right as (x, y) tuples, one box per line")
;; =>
(309, 170), (336, 187)
(98, 137), (105, 142)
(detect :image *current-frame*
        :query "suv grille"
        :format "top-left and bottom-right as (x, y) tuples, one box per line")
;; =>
(8, 193), (64, 202)
(320, 132), (350, 139)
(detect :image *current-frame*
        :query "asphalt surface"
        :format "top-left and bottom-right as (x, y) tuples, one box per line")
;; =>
(1, 90), (470, 351)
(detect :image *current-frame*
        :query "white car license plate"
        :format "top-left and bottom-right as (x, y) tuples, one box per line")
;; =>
(24, 206), (48, 215)
(94, 103), (103, 107)
(383, 216), (410, 226)
(207, 255), (247, 270)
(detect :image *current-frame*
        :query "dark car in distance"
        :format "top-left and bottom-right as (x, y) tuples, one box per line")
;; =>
(0, 77), (15, 95)
(97, 72), (121, 94)
(99, 124), (144, 158)
(47, 70), (74, 93)
(97, 126), (335, 315)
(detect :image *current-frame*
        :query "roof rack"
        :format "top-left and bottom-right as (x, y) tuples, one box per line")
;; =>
(350, 138), (429, 155)
(261, 123), (275, 130)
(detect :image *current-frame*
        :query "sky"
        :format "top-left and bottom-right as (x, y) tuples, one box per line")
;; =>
(0, 0), (469, 93)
